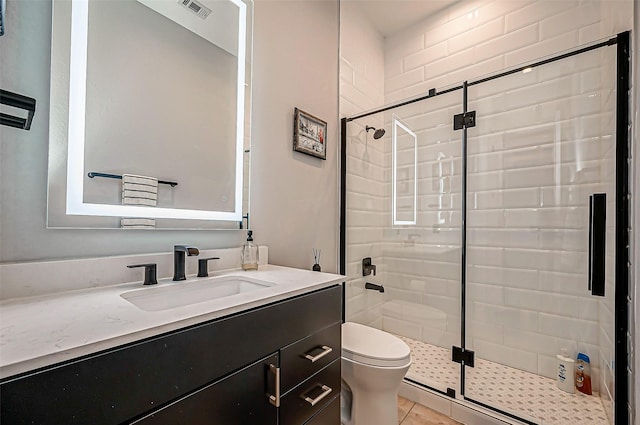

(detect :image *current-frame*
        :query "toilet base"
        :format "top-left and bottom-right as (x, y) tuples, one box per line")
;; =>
(341, 382), (401, 425)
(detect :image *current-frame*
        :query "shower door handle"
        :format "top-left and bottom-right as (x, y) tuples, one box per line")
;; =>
(588, 193), (606, 297)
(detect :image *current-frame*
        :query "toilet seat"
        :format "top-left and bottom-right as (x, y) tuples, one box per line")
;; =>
(342, 322), (411, 367)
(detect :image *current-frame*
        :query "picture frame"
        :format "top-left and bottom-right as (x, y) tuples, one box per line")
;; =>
(0, 0), (5, 36)
(293, 107), (327, 160)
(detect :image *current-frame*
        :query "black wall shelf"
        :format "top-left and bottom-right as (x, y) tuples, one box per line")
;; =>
(0, 89), (36, 131)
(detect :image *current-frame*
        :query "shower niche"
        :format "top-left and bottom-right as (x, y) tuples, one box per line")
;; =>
(341, 33), (630, 425)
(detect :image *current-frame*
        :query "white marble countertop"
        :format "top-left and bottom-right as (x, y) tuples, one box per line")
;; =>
(0, 265), (345, 379)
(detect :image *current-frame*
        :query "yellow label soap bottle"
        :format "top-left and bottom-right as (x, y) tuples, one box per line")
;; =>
(241, 230), (259, 271)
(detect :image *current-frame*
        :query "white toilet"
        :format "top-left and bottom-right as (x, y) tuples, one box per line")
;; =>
(341, 322), (412, 425)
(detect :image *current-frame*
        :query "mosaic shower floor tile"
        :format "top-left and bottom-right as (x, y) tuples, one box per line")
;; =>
(398, 336), (610, 425)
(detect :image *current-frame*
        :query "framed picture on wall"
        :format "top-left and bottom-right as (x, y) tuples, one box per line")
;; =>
(0, 0), (5, 36)
(293, 107), (327, 160)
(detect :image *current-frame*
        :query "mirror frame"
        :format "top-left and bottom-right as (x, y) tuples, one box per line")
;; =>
(57, 0), (247, 222)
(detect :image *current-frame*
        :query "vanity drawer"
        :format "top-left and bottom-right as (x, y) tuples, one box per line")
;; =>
(280, 359), (341, 425)
(281, 322), (341, 394)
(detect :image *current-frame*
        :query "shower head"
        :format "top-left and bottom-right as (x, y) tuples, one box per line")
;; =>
(365, 125), (385, 140)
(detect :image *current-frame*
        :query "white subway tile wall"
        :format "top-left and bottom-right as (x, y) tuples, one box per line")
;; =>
(341, 0), (632, 422)
(340, 2), (387, 327)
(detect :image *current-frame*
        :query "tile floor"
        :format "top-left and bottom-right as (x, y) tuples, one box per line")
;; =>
(399, 336), (610, 425)
(398, 396), (461, 425)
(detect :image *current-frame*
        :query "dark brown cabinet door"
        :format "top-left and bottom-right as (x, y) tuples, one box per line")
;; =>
(134, 353), (278, 425)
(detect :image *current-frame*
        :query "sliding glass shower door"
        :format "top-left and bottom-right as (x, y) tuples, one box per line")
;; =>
(464, 43), (618, 425)
(343, 88), (462, 395)
(384, 89), (463, 395)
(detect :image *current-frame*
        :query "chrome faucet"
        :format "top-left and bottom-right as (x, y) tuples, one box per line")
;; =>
(173, 245), (199, 281)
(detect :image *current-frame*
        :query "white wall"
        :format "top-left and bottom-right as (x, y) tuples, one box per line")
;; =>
(0, 0), (339, 269)
(384, 0), (632, 104)
(251, 0), (339, 273)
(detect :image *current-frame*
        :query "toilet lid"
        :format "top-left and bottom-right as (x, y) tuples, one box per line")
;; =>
(342, 322), (411, 367)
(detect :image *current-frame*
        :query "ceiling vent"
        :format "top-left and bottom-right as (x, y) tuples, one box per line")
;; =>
(178, 0), (211, 19)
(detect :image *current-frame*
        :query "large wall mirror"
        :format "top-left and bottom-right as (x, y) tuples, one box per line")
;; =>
(47, 0), (252, 229)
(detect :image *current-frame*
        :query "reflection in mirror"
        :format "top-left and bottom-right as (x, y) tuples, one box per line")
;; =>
(392, 115), (416, 226)
(47, 0), (252, 229)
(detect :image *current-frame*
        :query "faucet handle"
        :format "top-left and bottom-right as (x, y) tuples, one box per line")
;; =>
(127, 263), (158, 285)
(362, 257), (376, 276)
(197, 257), (220, 277)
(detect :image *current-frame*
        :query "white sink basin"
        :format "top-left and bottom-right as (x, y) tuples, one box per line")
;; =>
(121, 275), (275, 312)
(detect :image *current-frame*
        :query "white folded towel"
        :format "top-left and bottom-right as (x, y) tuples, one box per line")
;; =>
(121, 175), (158, 186)
(120, 218), (157, 228)
(122, 183), (158, 194)
(122, 197), (157, 207)
(121, 174), (158, 228)
(122, 190), (157, 201)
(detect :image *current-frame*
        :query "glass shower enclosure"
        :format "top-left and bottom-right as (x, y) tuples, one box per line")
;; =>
(340, 32), (630, 425)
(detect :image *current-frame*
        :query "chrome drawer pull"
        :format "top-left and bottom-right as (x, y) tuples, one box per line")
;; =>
(303, 345), (333, 363)
(302, 384), (332, 407)
(267, 363), (280, 407)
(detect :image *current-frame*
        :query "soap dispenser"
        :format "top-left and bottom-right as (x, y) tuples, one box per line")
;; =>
(241, 230), (259, 271)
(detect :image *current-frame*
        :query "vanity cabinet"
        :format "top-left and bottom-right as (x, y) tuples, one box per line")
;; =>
(0, 285), (342, 425)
